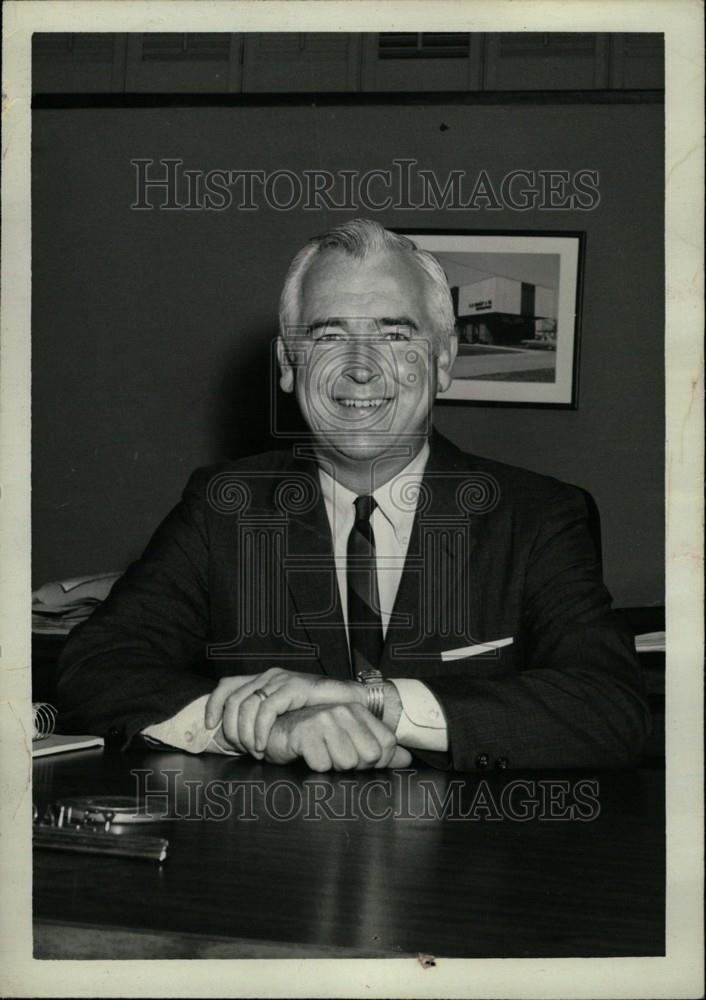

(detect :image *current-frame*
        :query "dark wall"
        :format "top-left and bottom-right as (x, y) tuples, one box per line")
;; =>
(32, 102), (664, 605)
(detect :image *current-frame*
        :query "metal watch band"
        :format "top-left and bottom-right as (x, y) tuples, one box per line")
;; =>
(356, 669), (385, 720)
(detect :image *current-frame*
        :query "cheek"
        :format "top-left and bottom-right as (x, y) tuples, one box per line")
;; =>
(293, 372), (313, 419)
(394, 350), (432, 398)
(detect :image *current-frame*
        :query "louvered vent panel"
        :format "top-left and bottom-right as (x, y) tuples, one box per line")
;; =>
(379, 33), (470, 59)
(33, 34), (73, 55)
(141, 33), (231, 61)
(33, 33), (115, 59)
(256, 33), (348, 54)
(619, 32), (664, 88)
(306, 33), (349, 54)
(70, 34), (116, 57)
(254, 33), (303, 55)
(498, 33), (596, 58)
(623, 33), (664, 56)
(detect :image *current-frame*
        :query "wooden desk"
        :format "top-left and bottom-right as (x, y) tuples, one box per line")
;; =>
(33, 748), (665, 959)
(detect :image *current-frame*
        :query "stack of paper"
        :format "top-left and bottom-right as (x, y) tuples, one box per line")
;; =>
(32, 572), (121, 634)
(32, 734), (105, 758)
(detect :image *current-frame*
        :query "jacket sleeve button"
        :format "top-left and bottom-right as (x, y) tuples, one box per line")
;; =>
(495, 756), (509, 770)
(475, 753), (490, 769)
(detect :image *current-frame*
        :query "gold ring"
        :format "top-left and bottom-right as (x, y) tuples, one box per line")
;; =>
(254, 688), (269, 702)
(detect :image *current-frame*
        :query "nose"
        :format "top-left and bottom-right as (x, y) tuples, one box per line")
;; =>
(344, 364), (381, 385)
(341, 341), (383, 384)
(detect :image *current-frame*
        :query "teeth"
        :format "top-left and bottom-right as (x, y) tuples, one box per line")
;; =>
(337, 398), (389, 408)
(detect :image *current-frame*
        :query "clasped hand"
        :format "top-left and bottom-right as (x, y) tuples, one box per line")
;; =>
(205, 669), (411, 771)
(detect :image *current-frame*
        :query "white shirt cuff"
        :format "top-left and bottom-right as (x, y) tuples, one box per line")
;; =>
(142, 694), (243, 756)
(389, 679), (449, 752)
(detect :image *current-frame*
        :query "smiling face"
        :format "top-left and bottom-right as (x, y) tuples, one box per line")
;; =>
(278, 247), (457, 488)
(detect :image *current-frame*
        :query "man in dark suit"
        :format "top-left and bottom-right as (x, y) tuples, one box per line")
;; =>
(57, 219), (649, 772)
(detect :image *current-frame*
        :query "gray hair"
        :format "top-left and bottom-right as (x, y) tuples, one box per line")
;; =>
(278, 219), (456, 352)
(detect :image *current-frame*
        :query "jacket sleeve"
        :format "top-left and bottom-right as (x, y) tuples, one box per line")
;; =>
(419, 487), (651, 771)
(55, 470), (216, 746)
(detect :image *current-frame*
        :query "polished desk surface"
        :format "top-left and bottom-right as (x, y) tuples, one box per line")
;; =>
(33, 747), (665, 959)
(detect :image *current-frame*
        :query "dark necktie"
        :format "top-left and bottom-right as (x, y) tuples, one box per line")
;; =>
(347, 495), (384, 677)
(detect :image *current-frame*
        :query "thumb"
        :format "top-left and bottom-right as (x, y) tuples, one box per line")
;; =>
(390, 745), (413, 768)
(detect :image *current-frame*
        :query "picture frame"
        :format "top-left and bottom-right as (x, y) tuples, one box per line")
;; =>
(400, 229), (585, 408)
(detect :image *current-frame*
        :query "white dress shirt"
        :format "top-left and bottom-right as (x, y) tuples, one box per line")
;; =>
(144, 442), (448, 754)
(318, 442), (447, 750)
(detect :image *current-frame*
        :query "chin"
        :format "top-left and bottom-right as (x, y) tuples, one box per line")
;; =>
(334, 439), (389, 462)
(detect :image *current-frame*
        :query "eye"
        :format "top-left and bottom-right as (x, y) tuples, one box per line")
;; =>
(308, 326), (346, 342)
(384, 328), (412, 342)
(316, 331), (346, 342)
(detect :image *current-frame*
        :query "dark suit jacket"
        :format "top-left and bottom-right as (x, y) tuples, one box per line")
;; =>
(56, 432), (649, 771)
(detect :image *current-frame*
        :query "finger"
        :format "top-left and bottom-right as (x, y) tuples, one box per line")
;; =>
(205, 667), (291, 728)
(253, 684), (310, 753)
(237, 693), (266, 759)
(300, 734), (333, 773)
(253, 699), (283, 756)
(221, 692), (255, 750)
(322, 727), (360, 771)
(205, 675), (256, 728)
(390, 745), (413, 768)
(347, 705), (398, 768)
(261, 716), (297, 765)
(252, 678), (358, 753)
(333, 708), (384, 770)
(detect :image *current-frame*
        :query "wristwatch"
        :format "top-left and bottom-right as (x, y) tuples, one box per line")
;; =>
(356, 668), (385, 720)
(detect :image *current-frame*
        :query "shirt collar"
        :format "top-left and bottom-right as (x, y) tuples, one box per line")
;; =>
(318, 441), (430, 542)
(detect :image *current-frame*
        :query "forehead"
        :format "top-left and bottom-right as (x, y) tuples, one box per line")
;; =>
(299, 248), (432, 321)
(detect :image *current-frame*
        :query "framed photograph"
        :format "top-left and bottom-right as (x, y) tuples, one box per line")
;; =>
(401, 230), (585, 408)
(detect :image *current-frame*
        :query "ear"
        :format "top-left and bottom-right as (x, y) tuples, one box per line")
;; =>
(436, 330), (458, 394)
(277, 337), (295, 394)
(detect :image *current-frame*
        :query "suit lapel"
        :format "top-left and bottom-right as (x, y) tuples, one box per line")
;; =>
(380, 432), (483, 673)
(282, 453), (351, 680)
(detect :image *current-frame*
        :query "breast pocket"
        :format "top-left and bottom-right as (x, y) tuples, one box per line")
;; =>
(440, 637), (514, 662)
(436, 637), (515, 678)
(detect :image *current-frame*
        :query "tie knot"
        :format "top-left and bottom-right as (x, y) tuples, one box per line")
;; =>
(353, 495), (377, 523)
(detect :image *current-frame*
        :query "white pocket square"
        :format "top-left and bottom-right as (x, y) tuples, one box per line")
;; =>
(440, 637), (514, 662)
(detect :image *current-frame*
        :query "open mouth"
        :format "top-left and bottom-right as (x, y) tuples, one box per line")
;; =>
(334, 397), (393, 409)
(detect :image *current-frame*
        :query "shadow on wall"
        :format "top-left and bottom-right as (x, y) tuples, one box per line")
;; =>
(212, 325), (308, 461)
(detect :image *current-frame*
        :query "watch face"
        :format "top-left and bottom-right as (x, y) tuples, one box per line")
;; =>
(357, 669), (383, 684)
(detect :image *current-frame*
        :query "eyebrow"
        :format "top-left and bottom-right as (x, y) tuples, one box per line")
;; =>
(307, 316), (420, 333)
(380, 316), (420, 330)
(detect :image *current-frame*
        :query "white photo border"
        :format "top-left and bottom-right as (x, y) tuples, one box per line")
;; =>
(1, 2), (703, 999)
